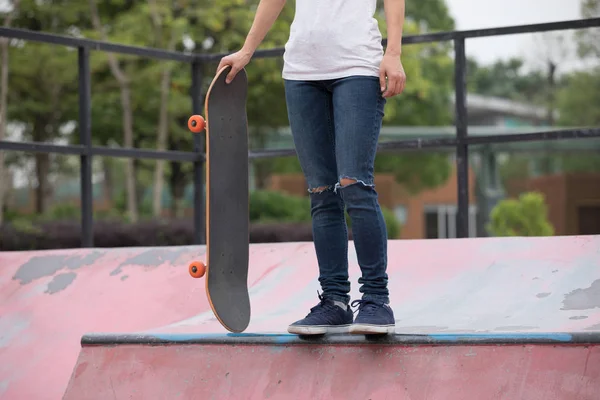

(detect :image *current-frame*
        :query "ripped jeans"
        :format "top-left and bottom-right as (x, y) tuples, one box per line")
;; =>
(284, 76), (389, 304)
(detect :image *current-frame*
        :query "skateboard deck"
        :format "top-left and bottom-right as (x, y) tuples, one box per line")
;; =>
(187, 65), (250, 333)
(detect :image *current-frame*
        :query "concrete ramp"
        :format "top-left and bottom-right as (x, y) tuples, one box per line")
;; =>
(63, 333), (599, 399)
(1, 235), (600, 398)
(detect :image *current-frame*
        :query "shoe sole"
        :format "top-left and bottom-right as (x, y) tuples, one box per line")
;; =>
(287, 324), (351, 335)
(349, 323), (395, 334)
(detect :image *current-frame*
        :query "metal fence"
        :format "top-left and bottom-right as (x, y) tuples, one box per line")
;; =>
(1, 17), (600, 247)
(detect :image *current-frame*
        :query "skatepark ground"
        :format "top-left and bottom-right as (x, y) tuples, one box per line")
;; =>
(1, 235), (599, 399)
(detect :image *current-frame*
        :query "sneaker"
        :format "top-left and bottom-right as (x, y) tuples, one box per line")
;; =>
(349, 299), (395, 334)
(287, 293), (354, 335)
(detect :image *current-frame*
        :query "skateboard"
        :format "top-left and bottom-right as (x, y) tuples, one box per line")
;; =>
(186, 65), (251, 333)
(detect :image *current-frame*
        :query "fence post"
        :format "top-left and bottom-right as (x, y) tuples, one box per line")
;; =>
(454, 37), (469, 238)
(191, 60), (206, 245)
(78, 46), (93, 247)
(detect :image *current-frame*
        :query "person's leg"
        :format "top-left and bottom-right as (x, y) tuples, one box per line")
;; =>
(283, 79), (354, 335)
(329, 75), (395, 334)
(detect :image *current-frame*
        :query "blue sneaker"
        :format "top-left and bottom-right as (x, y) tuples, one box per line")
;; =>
(287, 293), (354, 335)
(349, 299), (396, 334)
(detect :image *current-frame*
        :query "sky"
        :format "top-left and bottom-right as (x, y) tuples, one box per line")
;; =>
(445, 0), (590, 72)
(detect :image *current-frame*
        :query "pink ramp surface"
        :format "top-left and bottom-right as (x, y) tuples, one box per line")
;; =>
(1, 235), (600, 399)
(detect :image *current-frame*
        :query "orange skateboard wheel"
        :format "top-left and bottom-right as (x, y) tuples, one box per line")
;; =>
(188, 115), (206, 133)
(189, 261), (206, 278)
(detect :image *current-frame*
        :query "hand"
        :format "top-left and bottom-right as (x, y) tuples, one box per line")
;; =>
(217, 49), (253, 84)
(379, 52), (406, 98)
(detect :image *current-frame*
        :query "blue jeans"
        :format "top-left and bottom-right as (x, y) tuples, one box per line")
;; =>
(284, 76), (390, 305)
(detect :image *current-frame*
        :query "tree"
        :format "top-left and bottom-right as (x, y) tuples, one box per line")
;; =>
(75, 0), (298, 211)
(380, 0), (455, 32)
(0, 0), (21, 223)
(88, 0), (139, 221)
(577, 0), (600, 58)
(466, 1), (600, 180)
(7, 0), (87, 214)
(467, 57), (549, 106)
(554, 0), (600, 173)
(148, 0), (185, 218)
(487, 192), (554, 237)
(555, 67), (600, 173)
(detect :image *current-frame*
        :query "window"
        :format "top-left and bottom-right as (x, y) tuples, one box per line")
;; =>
(424, 210), (439, 239)
(578, 206), (600, 235)
(393, 205), (407, 225)
(424, 205), (477, 238)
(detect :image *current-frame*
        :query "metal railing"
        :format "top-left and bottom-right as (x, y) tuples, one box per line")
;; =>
(1, 17), (600, 246)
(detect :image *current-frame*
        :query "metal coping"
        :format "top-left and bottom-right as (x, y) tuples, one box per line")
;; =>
(80, 331), (600, 347)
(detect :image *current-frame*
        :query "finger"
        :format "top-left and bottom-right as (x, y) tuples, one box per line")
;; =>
(398, 75), (406, 95)
(217, 57), (229, 73)
(381, 70), (390, 97)
(394, 74), (403, 96)
(379, 69), (387, 93)
(226, 65), (240, 84)
(395, 79), (403, 96)
(387, 80), (398, 97)
(398, 72), (407, 94)
(391, 73), (405, 97)
(384, 75), (397, 98)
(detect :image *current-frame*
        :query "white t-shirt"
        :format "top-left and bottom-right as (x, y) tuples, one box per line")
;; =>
(282, 0), (384, 80)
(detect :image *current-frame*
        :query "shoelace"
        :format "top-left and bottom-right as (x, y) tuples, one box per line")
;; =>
(307, 293), (384, 317)
(306, 292), (338, 316)
(350, 299), (382, 316)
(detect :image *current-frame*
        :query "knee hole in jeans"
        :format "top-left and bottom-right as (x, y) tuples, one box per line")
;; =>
(339, 178), (357, 188)
(334, 178), (375, 194)
(308, 185), (332, 194)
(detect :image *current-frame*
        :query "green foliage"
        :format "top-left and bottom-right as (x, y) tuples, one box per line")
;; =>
(469, 1), (600, 179)
(47, 203), (80, 220)
(344, 205), (401, 239)
(556, 67), (600, 127)
(8, 218), (43, 235)
(466, 57), (549, 106)
(553, 66), (600, 173)
(403, 0), (455, 31)
(375, 152), (451, 194)
(249, 190), (401, 239)
(381, 207), (400, 239)
(487, 192), (554, 237)
(113, 188), (154, 221)
(249, 190), (311, 223)
(5, 202), (119, 224)
(576, 0), (600, 58)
